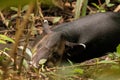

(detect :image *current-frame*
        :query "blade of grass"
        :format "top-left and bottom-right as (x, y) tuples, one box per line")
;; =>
(74, 0), (83, 19)
(81, 0), (88, 16)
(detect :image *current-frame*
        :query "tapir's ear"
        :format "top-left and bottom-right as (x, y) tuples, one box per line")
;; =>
(43, 20), (53, 34)
(66, 41), (86, 49)
(72, 43), (86, 51)
(79, 43), (86, 49)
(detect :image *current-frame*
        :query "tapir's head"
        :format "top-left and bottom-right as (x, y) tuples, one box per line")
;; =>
(31, 20), (86, 67)
(32, 33), (66, 67)
(32, 20), (65, 67)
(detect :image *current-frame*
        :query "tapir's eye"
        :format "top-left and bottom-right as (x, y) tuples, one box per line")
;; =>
(48, 42), (59, 52)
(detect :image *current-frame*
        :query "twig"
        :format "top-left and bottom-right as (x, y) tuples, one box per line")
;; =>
(114, 5), (120, 12)
(98, 0), (102, 6)
(0, 11), (8, 27)
(37, 0), (44, 21)
(9, 3), (34, 70)
(0, 28), (42, 33)
(0, 50), (14, 62)
(19, 27), (32, 73)
(87, 6), (95, 13)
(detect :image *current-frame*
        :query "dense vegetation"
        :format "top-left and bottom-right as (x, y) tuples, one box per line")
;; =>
(0, 0), (120, 80)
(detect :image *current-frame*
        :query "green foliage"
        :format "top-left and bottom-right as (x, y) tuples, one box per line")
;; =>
(81, 0), (88, 16)
(18, 46), (32, 60)
(53, 17), (62, 24)
(23, 59), (29, 69)
(0, 40), (6, 44)
(115, 44), (120, 57)
(91, 0), (114, 12)
(0, 0), (35, 10)
(40, 0), (63, 9)
(105, 0), (115, 7)
(67, 59), (74, 65)
(74, 0), (88, 18)
(116, 44), (120, 54)
(10, 5), (29, 20)
(40, 0), (56, 7)
(92, 3), (106, 12)
(0, 0), (120, 79)
(99, 60), (117, 64)
(116, 0), (120, 3)
(39, 59), (47, 65)
(10, 5), (29, 12)
(73, 68), (84, 75)
(0, 34), (15, 44)
(10, 7), (18, 12)
(74, 0), (83, 19)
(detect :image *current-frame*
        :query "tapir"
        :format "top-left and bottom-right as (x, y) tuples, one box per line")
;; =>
(32, 12), (120, 67)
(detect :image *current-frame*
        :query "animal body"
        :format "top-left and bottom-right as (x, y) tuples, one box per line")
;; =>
(32, 12), (120, 67)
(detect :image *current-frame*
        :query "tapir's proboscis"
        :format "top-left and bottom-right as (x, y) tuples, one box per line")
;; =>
(32, 12), (120, 67)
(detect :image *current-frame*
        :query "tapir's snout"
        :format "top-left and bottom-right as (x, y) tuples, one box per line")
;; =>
(32, 47), (51, 67)
(31, 32), (65, 67)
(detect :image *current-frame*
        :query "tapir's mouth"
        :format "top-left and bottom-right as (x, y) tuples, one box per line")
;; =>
(32, 47), (52, 67)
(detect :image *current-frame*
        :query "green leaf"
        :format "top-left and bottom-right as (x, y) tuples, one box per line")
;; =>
(111, 65), (120, 70)
(116, 44), (120, 54)
(114, 44), (120, 57)
(21, 5), (29, 12)
(0, 34), (15, 43)
(10, 7), (18, 12)
(23, 59), (29, 69)
(73, 68), (84, 74)
(0, 0), (35, 10)
(92, 3), (100, 9)
(25, 48), (32, 59)
(0, 69), (3, 75)
(31, 26), (37, 36)
(99, 60), (117, 64)
(105, 0), (114, 7)
(67, 59), (73, 65)
(105, 0), (110, 5)
(4, 48), (11, 52)
(115, 52), (120, 57)
(0, 40), (6, 44)
(11, 14), (18, 20)
(39, 59), (47, 65)
(53, 17), (62, 24)
(106, 3), (114, 7)
(18, 46), (32, 59)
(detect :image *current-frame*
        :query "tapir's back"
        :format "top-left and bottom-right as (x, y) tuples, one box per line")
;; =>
(52, 12), (120, 43)
(61, 12), (120, 62)
(53, 12), (120, 31)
